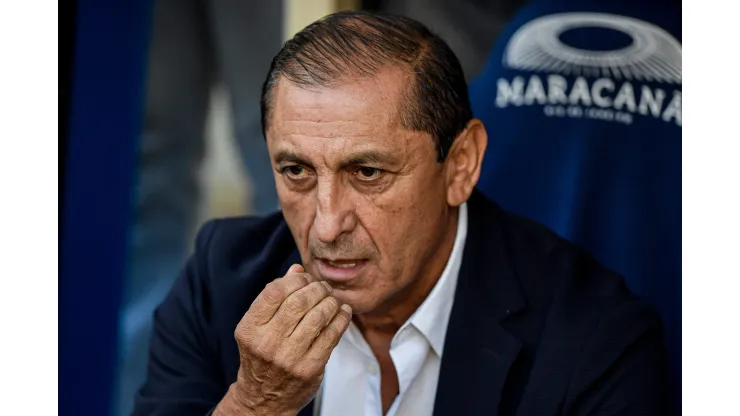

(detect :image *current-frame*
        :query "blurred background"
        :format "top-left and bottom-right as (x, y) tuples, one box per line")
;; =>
(60, 0), (681, 415)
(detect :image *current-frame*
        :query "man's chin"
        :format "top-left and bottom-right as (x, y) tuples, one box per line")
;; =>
(329, 288), (375, 315)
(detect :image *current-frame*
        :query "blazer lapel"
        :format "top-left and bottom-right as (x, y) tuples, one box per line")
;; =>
(433, 191), (526, 416)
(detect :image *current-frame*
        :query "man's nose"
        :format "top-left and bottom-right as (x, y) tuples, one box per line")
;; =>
(313, 178), (357, 244)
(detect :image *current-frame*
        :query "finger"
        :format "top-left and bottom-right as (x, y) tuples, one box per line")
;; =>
(275, 264), (317, 285)
(246, 268), (310, 326)
(271, 264), (312, 285)
(286, 263), (304, 274)
(287, 266), (319, 284)
(271, 280), (333, 334)
(290, 295), (341, 350)
(304, 304), (352, 365)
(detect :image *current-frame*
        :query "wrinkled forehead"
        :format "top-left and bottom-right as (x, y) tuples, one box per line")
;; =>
(266, 68), (425, 161)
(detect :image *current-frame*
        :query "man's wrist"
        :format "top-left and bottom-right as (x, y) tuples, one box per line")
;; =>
(213, 383), (257, 416)
(214, 383), (295, 416)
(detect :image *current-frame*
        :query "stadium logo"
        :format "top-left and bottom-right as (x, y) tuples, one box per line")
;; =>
(495, 13), (682, 126)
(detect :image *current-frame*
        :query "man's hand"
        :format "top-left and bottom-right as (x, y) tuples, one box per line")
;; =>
(215, 264), (352, 416)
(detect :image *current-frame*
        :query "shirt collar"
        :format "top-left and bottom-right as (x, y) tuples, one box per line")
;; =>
(408, 202), (468, 357)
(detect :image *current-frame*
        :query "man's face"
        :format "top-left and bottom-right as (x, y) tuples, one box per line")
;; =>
(265, 67), (457, 314)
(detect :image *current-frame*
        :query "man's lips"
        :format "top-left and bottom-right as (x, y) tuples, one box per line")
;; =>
(315, 258), (368, 282)
(324, 259), (360, 268)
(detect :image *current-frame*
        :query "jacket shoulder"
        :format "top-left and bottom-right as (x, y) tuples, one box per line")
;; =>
(502, 208), (639, 309)
(499, 205), (663, 348)
(196, 212), (295, 270)
(497, 210), (666, 412)
(191, 212), (298, 332)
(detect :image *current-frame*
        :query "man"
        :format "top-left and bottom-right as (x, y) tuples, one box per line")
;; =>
(133, 11), (668, 416)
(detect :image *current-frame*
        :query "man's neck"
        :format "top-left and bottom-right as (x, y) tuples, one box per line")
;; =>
(354, 206), (460, 338)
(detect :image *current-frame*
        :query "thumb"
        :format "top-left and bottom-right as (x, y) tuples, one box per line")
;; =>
(286, 263), (305, 275)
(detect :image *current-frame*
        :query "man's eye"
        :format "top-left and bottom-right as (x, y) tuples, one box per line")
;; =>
(356, 167), (382, 180)
(283, 165), (308, 178)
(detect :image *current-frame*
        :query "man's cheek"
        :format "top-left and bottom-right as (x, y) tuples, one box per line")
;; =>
(279, 189), (310, 213)
(283, 199), (316, 241)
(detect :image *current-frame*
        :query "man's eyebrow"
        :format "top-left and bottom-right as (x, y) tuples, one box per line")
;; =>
(339, 151), (394, 169)
(274, 150), (310, 166)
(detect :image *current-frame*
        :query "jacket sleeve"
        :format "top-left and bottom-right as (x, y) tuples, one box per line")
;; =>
(132, 220), (227, 416)
(564, 299), (671, 416)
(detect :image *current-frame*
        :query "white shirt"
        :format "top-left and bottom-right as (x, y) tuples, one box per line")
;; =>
(317, 203), (468, 416)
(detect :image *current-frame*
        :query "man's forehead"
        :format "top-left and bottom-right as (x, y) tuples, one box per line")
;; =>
(269, 68), (412, 133)
(265, 67), (439, 165)
(270, 124), (415, 167)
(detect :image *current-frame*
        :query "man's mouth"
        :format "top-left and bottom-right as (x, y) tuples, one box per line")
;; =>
(326, 259), (358, 268)
(315, 258), (368, 282)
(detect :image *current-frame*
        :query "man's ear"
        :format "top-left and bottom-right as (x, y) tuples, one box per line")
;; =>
(444, 118), (488, 207)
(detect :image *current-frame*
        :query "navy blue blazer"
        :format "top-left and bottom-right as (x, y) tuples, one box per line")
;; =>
(133, 191), (668, 415)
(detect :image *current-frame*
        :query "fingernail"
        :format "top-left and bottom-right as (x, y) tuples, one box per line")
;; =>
(341, 304), (352, 314)
(288, 264), (303, 274)
(321, 281), (333, 292)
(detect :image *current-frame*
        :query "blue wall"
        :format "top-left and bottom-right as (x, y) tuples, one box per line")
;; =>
(60, 1), (152, 414)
